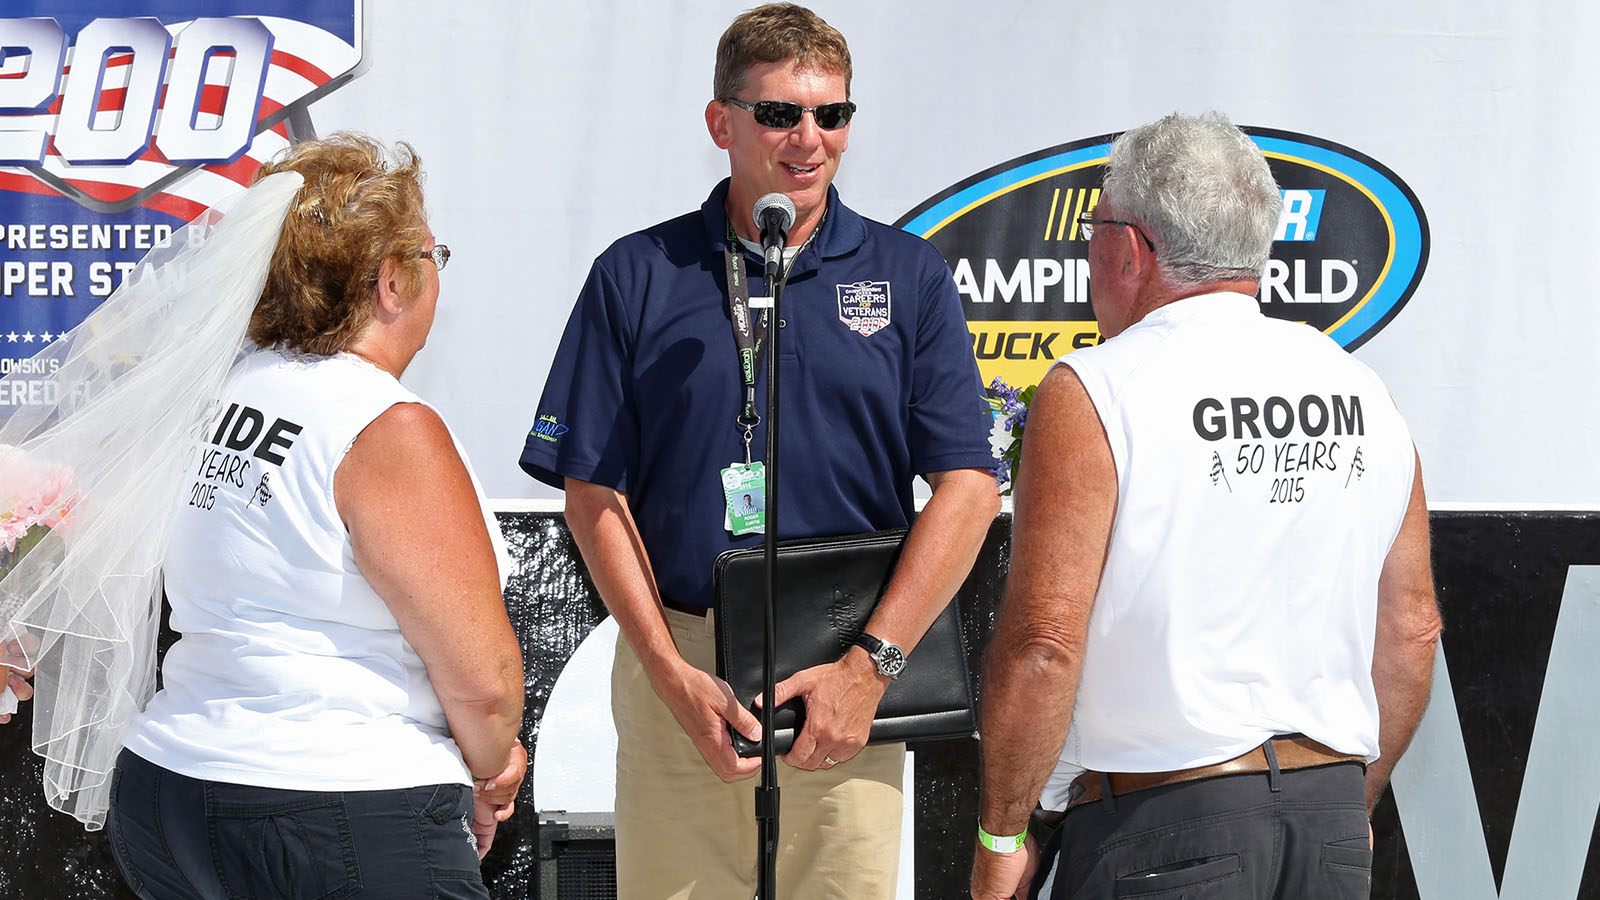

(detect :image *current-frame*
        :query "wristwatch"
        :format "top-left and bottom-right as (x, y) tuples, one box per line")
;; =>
(852, 631), (906, 679)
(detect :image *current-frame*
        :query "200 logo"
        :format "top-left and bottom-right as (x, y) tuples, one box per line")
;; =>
(0, 17), (273, 166)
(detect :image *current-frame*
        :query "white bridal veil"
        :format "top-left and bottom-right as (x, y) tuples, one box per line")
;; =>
(0, 172), (302, 829)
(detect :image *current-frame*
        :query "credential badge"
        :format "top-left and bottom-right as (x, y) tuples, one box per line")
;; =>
(837, 281), (891, 337)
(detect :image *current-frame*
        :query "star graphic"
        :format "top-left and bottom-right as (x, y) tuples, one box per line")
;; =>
(21, 332), (35, 343)
(4, 333), (16, 343)
(39, 331), (53, 343)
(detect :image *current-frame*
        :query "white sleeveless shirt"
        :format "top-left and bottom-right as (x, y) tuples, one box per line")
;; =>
(125, 350), (511, 790)
(1040, 292), (1414, 806)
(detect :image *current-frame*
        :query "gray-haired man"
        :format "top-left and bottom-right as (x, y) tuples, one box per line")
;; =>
(971, 112), (1440, 900)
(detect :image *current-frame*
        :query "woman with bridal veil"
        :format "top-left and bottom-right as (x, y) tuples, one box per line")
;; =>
(0, 134), (525, 900)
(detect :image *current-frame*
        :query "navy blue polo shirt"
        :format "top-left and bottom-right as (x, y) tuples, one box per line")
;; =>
(521, 180), (993, 608)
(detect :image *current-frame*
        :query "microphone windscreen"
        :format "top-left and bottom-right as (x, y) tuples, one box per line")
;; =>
(753, 192), (796, 232)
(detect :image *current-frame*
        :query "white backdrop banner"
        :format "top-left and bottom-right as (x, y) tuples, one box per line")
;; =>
(4, 1), (1597, 505)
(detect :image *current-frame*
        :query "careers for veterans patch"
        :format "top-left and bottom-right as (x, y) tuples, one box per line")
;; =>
(837, 280), (891, 336)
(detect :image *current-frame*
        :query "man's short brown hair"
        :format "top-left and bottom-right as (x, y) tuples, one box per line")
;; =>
(713, 3), (852, 100)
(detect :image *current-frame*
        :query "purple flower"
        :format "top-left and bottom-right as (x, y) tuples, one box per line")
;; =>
(985, 378), (1037, 495)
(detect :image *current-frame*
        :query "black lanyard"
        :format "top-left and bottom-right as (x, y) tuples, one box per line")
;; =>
(721, 214), (822, 462)
(723, 221), (768, 463)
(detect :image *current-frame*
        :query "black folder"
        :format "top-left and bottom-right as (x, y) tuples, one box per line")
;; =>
(712, 529), (976, 757)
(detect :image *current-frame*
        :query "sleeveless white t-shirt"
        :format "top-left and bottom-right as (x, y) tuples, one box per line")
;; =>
(1040, 292), (1415, 807)
(124, 350), (511, 790)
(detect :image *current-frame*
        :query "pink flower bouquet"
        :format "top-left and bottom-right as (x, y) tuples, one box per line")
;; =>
(0, 445), (78, 570)
(0, 445), (76, 717)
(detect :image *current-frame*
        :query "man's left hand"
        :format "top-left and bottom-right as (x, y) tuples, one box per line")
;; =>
(767, 650), (887, 770)
(970, 836), (1038, 900)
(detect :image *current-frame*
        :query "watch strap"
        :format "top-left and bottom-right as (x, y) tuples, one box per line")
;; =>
(853, 632), (884, 654)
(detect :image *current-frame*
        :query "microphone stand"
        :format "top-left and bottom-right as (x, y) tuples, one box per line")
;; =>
(755, 240), (783, 900)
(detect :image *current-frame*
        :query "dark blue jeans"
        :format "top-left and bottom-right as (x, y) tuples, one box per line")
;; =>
(1038, 762), (1372, 899)
(108, 748), (490, 900)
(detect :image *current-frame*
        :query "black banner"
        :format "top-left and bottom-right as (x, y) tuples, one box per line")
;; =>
(0, 511), (1595, 899)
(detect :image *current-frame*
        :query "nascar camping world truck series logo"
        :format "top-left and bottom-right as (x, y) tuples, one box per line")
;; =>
(895, 129), (1430, 389)
(0, 2), (363, 393)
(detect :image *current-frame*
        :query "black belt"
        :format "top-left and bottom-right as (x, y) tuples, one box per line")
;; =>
(661, 597), (709, 617)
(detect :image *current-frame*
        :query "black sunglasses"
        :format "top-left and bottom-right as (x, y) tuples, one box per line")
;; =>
(720, 97), (856, 130)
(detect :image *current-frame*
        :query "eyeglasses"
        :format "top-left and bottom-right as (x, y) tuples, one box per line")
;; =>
(1078, 212), (1156, 252)
(719, 97), (857, 130)
(420, 244), (451, 271)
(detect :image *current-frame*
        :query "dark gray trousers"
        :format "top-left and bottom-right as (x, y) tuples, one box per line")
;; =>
(1037, 761), (1372, 899)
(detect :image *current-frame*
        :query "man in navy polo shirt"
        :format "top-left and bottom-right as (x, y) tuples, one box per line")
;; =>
(520, 4), (998, 897)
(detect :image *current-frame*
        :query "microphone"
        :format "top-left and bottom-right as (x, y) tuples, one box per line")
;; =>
(753, 193), (796, 278)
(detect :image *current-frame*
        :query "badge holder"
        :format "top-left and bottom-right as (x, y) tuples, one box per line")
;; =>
(722, 417), (766, 536)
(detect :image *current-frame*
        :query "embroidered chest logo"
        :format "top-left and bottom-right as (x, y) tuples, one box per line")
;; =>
(837, 281), (891, 337)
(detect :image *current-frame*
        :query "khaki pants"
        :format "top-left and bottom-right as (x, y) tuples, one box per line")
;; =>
(611, 606), (905, 900)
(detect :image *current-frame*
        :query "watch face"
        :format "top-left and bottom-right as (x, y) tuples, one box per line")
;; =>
(879, 645), (907, 678)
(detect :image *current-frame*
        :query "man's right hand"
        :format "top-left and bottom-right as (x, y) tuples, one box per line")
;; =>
(970, 834), (1037, 900)
(654, 659), (763, 782)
